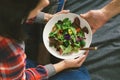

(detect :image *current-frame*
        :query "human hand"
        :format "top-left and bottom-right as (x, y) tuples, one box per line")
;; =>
(53, 51), (89, 73)
(63, 51), (89, 69)
(80, 10), (107, 34)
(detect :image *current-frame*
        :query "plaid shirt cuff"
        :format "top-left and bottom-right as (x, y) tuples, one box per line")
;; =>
(45, 64), (56, 78)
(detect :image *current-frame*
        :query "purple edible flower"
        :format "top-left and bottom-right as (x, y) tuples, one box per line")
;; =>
(64, 34), (71, 40)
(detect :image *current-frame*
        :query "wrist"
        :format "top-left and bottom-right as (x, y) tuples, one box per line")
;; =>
(53, 61), (66, 73)
(100, 0), (120, 21)
(99, 9), (110, 22)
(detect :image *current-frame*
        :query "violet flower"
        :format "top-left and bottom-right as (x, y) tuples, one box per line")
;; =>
(64, 34), (71, 40)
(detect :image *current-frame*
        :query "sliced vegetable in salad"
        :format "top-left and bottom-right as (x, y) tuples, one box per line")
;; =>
(49, 17), (89, 55)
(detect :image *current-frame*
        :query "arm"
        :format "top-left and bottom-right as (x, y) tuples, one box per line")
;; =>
(80, 0), (120, 34)
(0, 37), (48, 80)
(101, 0), (120, 20)
(26, 10), (70, 24)
(0, 37), (88, 80)
(26, 0), (69, 24)
(27, 0), (49, 19)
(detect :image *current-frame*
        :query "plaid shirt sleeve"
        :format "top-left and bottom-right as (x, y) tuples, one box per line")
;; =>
(0, 37), (48, 80)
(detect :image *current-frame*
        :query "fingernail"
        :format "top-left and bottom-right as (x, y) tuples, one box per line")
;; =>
(80, 13), (85, 16)
(82, 55), (86, 58)
(66, 10), (70, 12)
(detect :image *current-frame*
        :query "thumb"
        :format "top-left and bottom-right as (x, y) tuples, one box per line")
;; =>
(80, 13), (87, 19)
(61, 10), (70, 13)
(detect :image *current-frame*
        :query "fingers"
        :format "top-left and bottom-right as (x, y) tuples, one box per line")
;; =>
(63, 51), (89, 68)
(80, 13), (90, 19)
(57, 10), (70, 14)
(80, 14), (86, 19)
(61, 10), (70, 13)
(75, 51), (89, 66)
(75, 51), (89, 61)
(84, 50), (89, 56)
(80, 13), (95, 34)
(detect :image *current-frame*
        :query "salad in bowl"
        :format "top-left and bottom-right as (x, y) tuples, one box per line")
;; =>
(43, 13), (92, 59)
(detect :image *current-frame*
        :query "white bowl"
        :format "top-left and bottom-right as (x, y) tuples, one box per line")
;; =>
(43, 13), (92, 59)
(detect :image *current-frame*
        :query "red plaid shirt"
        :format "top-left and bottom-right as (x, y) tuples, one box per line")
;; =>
(0, 36), (48, 80)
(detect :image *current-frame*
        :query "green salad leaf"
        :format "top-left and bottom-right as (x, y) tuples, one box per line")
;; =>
(49, 17), (87, 55)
